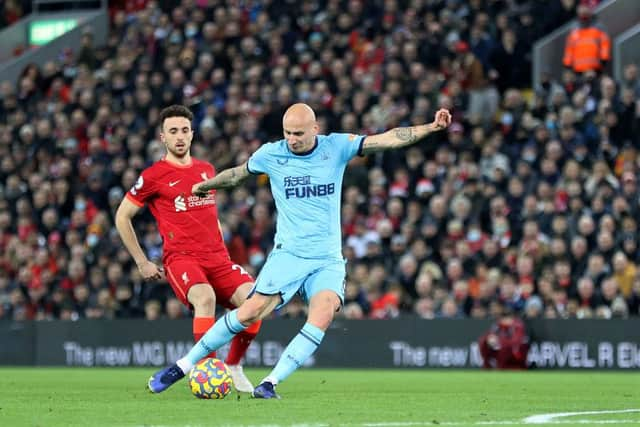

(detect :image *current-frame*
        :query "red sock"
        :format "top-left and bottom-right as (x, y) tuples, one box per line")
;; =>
(193, 316), (216, 359)
(226, 320), (261, 365)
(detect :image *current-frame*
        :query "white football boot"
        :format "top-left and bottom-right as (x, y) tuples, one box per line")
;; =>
(227, 364), (254, 393)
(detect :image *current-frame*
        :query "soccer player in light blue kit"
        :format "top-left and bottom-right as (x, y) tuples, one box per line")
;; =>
(147, 103), (451, 398)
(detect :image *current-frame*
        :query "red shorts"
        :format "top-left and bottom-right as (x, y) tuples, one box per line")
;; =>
(164, 252), (254, 309)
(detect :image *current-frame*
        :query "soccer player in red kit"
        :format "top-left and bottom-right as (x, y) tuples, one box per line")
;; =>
(115, 104), (260, 392)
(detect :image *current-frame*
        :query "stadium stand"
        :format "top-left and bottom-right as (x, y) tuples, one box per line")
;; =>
(0, 0), (639, 323)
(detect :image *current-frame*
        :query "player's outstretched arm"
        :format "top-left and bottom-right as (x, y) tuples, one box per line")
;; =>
(115, 197), (164, 281)
(361, 108), (451, 155)
(192, 162), (251, 197)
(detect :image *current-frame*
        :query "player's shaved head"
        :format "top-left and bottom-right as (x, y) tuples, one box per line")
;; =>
(282, 103), (319, 154)
(283, 103), (316, 126)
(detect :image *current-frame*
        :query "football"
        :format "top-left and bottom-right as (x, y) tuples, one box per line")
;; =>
(188, 358), (233, 399)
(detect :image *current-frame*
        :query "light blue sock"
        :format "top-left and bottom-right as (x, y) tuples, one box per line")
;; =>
(267, 323), (325, 384)
(179, 310), (246, 370)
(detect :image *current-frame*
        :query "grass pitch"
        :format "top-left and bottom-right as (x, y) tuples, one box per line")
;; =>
(0, 368), (638, 427)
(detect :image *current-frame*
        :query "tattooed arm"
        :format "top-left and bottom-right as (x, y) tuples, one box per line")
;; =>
(192, 162), (251, 197)
(361, 108), (452, 155)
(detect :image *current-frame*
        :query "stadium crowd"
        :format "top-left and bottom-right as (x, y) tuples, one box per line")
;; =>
(0, 1), (27, 30)
(1, 0), (639, 322)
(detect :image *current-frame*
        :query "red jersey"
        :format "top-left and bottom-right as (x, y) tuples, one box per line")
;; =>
(126, 157), (228, 260)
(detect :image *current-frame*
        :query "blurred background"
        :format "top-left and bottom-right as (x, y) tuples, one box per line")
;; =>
(1, 0), (640, 369)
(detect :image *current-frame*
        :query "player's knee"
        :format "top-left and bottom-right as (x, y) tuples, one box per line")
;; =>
(314, 291), (341, 310)
(307, 311), (334, 331)
(238, 294), (279, 324)
(229, 281), (254, 307)
(192, 298), (215, 314)
(237, 299), (265, 324)
(190, 290), (216, 314)
(307, 295), (339, 331)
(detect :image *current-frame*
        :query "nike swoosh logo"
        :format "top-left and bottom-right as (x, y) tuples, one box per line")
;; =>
(169, 180), (181, 187)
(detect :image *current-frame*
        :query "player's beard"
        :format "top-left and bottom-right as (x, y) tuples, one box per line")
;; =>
(167, 142), (190, 158)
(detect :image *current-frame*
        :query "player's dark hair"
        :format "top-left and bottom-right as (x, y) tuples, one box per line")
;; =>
(159, 105), (193, 129)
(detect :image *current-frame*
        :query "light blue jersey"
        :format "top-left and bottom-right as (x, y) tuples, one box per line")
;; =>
(170, 133), (367, 387)
(247, 133), (365, 260)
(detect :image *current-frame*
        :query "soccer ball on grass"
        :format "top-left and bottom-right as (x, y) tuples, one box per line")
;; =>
(188, 358), (233, 399)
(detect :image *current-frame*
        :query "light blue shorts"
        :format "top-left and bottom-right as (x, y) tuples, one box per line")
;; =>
(250, 248), (346, 310)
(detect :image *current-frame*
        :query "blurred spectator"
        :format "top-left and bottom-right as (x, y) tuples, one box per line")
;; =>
(1, 0), (24, 29)
(144, 299), (162, 321)
(478, 305), (530, 369)
(165, 297), (186, 320)
(524, 295), (544, 319)
(0, 0), (639, 321)
(562, 1), (610, 75)
(489, 28), (528, 93)
(612, 251), (636, 298)
(76, 30), (98, 71)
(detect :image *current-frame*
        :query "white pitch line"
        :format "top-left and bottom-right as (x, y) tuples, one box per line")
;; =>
(137, 412), (640, 427)
(523, 409), (640, 424)
(363, 422), (514, 426)
(363, 421), (640, 427)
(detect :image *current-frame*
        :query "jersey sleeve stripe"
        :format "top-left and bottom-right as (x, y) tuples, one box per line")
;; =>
(356, 135), (366, 157)
(125, 193), (144, 207)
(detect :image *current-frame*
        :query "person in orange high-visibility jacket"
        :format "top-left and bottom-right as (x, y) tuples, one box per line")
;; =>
(563, 3), (610, 74)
